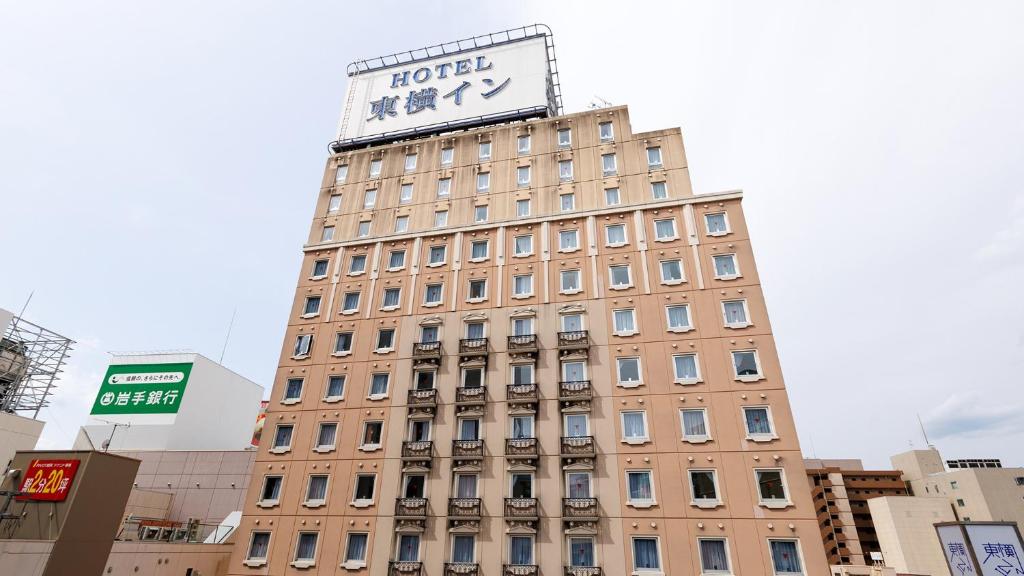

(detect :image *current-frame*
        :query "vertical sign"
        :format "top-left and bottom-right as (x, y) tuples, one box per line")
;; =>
(938, 524), (977, 575)
(90, 362), (193, 415)
(17, 459), (81, 501)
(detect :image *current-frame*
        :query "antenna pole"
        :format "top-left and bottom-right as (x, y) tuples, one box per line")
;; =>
(219, 308), (237, 364)
(917, 413), (933, 448)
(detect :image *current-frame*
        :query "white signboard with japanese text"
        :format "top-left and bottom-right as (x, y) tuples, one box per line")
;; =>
(338, 34), (553, 143)
(938, 524), (978, 576)
(938, 522), (1024, 576)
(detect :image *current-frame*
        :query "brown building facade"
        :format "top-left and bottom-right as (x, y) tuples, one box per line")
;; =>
(227, 106), (829, 575)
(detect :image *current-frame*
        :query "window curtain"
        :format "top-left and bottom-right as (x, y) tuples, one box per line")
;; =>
(317, 424), (336, 447)
(668, 306), (689, 327)
(249, 534), (269, 559)
(297, 534), (318, 560)
(564, 363), (585, 382)
(286, 380), (303, 398)
(656, 220), (674, 238)
(568, 474), (590, 498)
(274, 426), (291, 447)
(467, 323), (484, 339)
(398, 535), (419, 562)
(346, 534), (367, 561)
(570, 540), (594, 567)
(700, 540), (729, 571)
(512, 418), (532, 439)
(566, 415), (588, 437)
(327, 376), (345, 397)
(308, 477), (327, 500)
(510, 537), (533, 565)
(614, 310), (634, 331)
(633, 539), (660, 569)
(457, 475), (477, 498)
(715, 256), (736, 276)
(771, 540), (801, 573)
(370, 375), (388, 395)
(674, 355), (697, 378)
(460, 419), (479, 440)
(629, 473), (652, 500)
(725, 302), (745, 323)
(563, 315), (582, 332)
(746, 409), (771, 434)
(683, 411), (707, 437)
(384, 290), (400, 307)
(453, 536), (475, 563)
(623, 413), (646, 438)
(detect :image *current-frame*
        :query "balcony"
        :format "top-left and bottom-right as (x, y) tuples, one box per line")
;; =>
(455, 386), (487, 405)
(506, 383), (538, 413)
(448, 497), (482, 519)
(412, 340), (442, 366)
(407, 388), (437, 419)
(562, 498), (599, 521)
(504, 497), (539, 520)
(452, 439), (484, 460)
(564, 567), (602, 576)
(401, 441), (433, 471)
(395, 497), (428, 519)
(507, 334), (538, 356)
(558, 380), (592, 413)
(445, 563), (480, 576)
(459, 337), (489, 358)
(505, 437), (538, 458)
(503, 566), (539, 576)
(560, 436), (595, 458)
(557, 330), (590, 356)
(389, 561), (423, 575)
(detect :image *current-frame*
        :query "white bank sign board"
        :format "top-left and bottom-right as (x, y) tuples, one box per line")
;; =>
(337, 32), (556, 145)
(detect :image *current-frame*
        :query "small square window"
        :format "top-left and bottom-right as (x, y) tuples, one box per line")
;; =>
(654, 218), (677, 240)
(363, 189), (377, 209)
(599, 121), (614, 141)
(626, 471), (655, 507)
(647, 147), (662, 167)
(559, 229), (579, 251)
(651, 181), (668, 200)
(400, 183), (413, 204)
(660, 259), (684, 284)
(334, 331), (354, 354)
(429, 245), (447, 265)
(666, 304), (692, 331)
(560, 193), (575, 212)
(361, 420), (383, 447)
(681, 408), (710, 442)
(440, 147), (454, 166)
(368, 374), (390, 398)
(613, 308), (636, 335)
(260, 475), (282, 504)
(632, 537), (661, 572)
(394, 216), (409, 234)
(382, 288), (401, 309)
(437, 178), (451, 197)
(621, 411), (648, 443)
(344, 533), (368, 567)
(706, 212), (730, 235)
(470, 240), (489, 260)
(514, 235), (533, 257)
(283, 378), (304, 402)
(513, 274), (534, 297)
(328, 194), (342, 212)
(732, 350), (762, 380)
(272, 424), (293, 450)
(376, 328), (395, 351)
(558, 160), (573, 182)
(404, 153), (417, 171)
(246, 531), (271, 564)
(616, 357), (642, 386)
(672, 354), (700, 383)
(468, 279), (487, 300)
(474, 205), (488, 223)
(369, 159), (382, 178)
(517, 134), (531, 155)
(303, 296), (321, 316)
(315, 424), (337, 451)
(293, 334), (313, 357)
(321, 226), (335, 242)
(743, 406), (775, 439)
(560, 269), (581, 293)
(477, 172), (490, 192)
(713, 254), (739, 279)
(478, 141), (491, 160)
(606, 224), (627, 246)
(756, 469), (789, 506)
(312, 259), (329, 278)
(353, 474), (376, 504)
(334, 164), (348, 183)
(601, 153), (617, 176)
(690, 469), (720, 505)
(517, 165), (531, 187)
(388, 250), (406, 270)
(424, 283), (443, 305)
(605, 187), (621, 206)
(325, 375), (346, 400)
(769, 540), (803, 575)
(349, 255), (367, 274)
(699, 538), (730, 573)
(516, 198), (531, 217)
(434, 210), (448, 228)
(341, 292), (360, 313)
(557, 128), (571, 148)
(356, 221), (370, 238)
(722, 300), (749, 328)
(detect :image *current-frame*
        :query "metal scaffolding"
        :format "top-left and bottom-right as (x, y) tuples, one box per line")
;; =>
(0, 314), (74, 418)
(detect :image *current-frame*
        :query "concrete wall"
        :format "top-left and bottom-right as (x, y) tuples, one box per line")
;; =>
(0, 540), (54, 576)
(0, 411), (45, 471)
(105, 540), (233, 576)
(868, 496), (954, 576)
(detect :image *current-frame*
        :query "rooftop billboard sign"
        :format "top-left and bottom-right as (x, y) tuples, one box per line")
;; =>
(90, 361), (192, 416)
(332, 25), (561, 151)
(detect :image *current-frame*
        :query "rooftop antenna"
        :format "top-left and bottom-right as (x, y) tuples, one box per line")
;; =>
(917, 413), (935, 449)
(587, 95), (613, 109)
(219, 308), (237, 364)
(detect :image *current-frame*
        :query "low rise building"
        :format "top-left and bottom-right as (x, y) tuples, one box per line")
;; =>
(868, 496), (955, 576)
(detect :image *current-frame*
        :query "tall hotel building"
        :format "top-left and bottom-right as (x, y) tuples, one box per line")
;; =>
(228, 27), (828, 576)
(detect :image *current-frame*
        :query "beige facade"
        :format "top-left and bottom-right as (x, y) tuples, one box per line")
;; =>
(227, 106), (829, 575)
(867, 496), (955, 576)
(0, 411), (45, 470)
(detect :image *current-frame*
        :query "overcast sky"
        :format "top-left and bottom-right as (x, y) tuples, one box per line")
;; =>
(2, 1), (1022, 468)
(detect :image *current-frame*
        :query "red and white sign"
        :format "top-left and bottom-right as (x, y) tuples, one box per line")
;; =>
(17, 459), (81, 501)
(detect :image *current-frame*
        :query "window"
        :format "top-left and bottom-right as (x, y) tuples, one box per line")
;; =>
(440, 147), (454, 166)
(756, 469), (789, 506)
(699, 539), (731, 574)
(404, 153), (417, 171)
(517, 165), (531, 186)
(562, 360), (586, 382)
(343, 533), (368, 567)
(468, 279), (487, 300)
(325, 375), (345, 400)
(321, 226), (335, 242)
(558, 159), (573, 182)
(388, 250), (406, 270)
(732, 350), (762, 380)
(613, 308), (637, 334)
(516, 198), (531, 217)
(394, 215), (409, 233)
(458, 417), (480, 441)
(723, 300), (749, 328)
(303, 296), (321, 316)
(1015, 477), (1024, 486)
(474, 205), (488, 223)
(606, 223), (627, 246)
(353, 474), (376, 505)
(512, 317), (534, 336)
(666, 304), (692, 331)
(605, 187), (621, 206)
(429, 245), (447, 265)
(363, 189), (377, 209)
(335, 164), (348, 183)
(673, 354), (700, 383)
(424, 283), (443, 305)
(260, 476), (282, 504)
(396, 534), (420, 562)
(414, 370), (436, 390)
(408, 419), (431, 442)
(511, 365), (535, 389)
(283, 378), (303, 402)
(400, 183), (413, 204)
(654, 218), (677, 240)
(617, 357), (642, 386)
(341, 292), (360, 314)
(509, 535), (534, 566)
(609, 264), (632, 288)
(376, 328), (395, 351)
(602, 153), (617, 176)
(452, 534), (476, 564)
(334, 331), (353, 354)
(349, 254), (367, 274)
(957, 498), (966, 506)
(466, 322), (485, 339)
(272, 424), (293, 451)
(305, 474), (329, 505)
(951, 480), (959, 490)
(706, 212), (729, 235)
(690, 470), (720, 505)
(713, 254), (739, 279)
(743, 406), (775, 439)
(470, 240), (489, 260)
(647, 147), (662, 167)
(517, 134), (531, 155)
(621, 411), (649, 443)
(437, 177), (451, 197)
(403, 474), (425, 499)
(369, 374), (389, 398)
(478, 141), (491, 160)
(557, 128), (571, 148)
(599, 121), (614, 141)
(368, 159), (382, 178)
(293, 334), (313, 357)
(380, 288), (401, 310)
(434, 210), (448, 228)
(246, 531), (271, 564)
(560, 193), (575, 212)
(569, 537), (595, 567)
(559, 229), (579, 251)
(328, 194), (342, 212)
(562, 313), (583, 332)
(660, 259), (684, 283)
(356, 221), (370, 238)
(455, 473), (479, 497)
(361, 420), (383, 448)
(312, 259), (329, 278)
(290, 528), (317, 565)
(461, 371), (484, 393)
(769, 540), (804, 575)
(681, 408), (710, 442)
(560, 269), (581, 293)
(513, 274), (534, 297)
(477, 171), (490, 192)
(421, 325), (439, 342)
(514, 234), (533, 256)
(632, 537), (661, 572)
(510, 416), (534, 439)
(651, 181), (668, 200)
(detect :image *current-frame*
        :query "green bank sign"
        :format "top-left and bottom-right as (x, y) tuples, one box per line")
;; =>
(90, 362), (193, 415)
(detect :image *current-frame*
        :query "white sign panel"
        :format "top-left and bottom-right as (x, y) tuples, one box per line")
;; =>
(338, 35), (553, 143)
(938, 524), (978, 576)
(965, 524), (1024, 576)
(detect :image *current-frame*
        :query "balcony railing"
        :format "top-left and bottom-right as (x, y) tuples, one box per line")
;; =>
(401, 440), (433, 460)
(412, 340), (442, 360)
(507, 334), (538, 353)
(558, 380), (592, 401)
(504, 497), (538, 519)
(407, 388), (437, 407)
(455, 386), (487, 405)
(560, 436), (595, 457)
(395, 497), (428, 518)
(459, 337), (489, 356)
(506, 383), (538, 402)
(503, 565), (539, 576)
(562, 497), (599, 519)
(557, 330), (590, 350)
(505, 437), (538, 457)
(452, 439), (484, 459)
(445, 563), (480, 576)
(448, 497), (482, 519)
(564, 567), (602, 576)
(389, 561), (423, 575)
